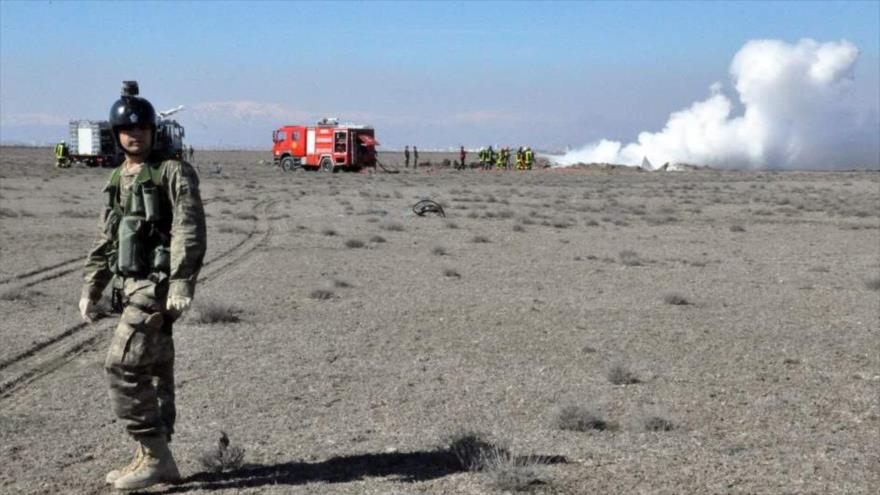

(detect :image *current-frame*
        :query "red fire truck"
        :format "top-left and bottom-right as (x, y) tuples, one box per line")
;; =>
(272, 118), (378, 172)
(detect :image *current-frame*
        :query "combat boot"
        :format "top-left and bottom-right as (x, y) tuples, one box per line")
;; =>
(113, 435), (180, 491)
(105, 444), (143, 484)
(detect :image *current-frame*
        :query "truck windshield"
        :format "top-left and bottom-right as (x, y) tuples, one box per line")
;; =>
(274, 131), (286, 143)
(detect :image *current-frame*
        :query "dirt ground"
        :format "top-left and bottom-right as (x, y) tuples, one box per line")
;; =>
(1, 146), (878, 494)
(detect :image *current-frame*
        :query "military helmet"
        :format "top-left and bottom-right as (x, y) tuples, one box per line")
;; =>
(109, 81), (157, 146)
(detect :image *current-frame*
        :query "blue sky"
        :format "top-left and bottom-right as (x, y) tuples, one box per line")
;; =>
(1, 0), (878, 150)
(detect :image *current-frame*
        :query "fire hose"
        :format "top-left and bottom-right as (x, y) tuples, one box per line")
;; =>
(375, 159), (400, 174)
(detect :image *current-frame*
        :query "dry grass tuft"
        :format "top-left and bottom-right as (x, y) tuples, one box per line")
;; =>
(369, 235), (386, 243)
(512, 224), (525, 232)
(432, 246), (448, 256)
(471, 235), (491, 243)
(444, 431), (554, 491)
(662, 292), (690, 305)
(192, 301), (241, 324)
(618, 250), (642, 266)
(446, 431), (501, 471)
(865, 276), (880, 291)
(0, 288), (43, 303)
(729, 225), (746, 232)
(644, 415), (675, 432)
(443, 268), (461, 278)
(310, 288), (335, 300)
(344, 238), (365, 249)
(198, 431), (245, 473)
(556, 405), (616, 432)
(321, 228), (338, 236)
(483, 449), (548, 492)
(381, 221), (405, 232)
(608, 364), (640, 385)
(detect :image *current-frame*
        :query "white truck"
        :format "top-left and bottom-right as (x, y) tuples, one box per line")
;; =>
(68, 120), (121, 167)
(66, 107), (186, 167)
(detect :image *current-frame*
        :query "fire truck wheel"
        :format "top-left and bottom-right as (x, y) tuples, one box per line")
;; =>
(280, 156), (299, 172)
(319, 157), (335, 173)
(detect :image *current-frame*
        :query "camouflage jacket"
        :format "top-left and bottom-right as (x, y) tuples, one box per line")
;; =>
(82, 159), (207, 302)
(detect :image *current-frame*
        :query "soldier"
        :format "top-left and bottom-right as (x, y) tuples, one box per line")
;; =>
(79, 82), (206, 491)
(404, 145), (410, 168)
(459, 145), (466, 170)
(55, 140), (69, 168)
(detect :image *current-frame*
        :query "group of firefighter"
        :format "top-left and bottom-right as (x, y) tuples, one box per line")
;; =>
(477, 145), (534, 170)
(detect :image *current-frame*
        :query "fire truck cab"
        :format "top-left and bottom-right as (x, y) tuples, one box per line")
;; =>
(272, 118), (378, 172)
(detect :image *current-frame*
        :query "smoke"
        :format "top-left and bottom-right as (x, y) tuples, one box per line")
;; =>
(551, 39), (879, 170)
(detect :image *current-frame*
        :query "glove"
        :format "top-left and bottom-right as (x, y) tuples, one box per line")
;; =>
(166, 295), (192, 313)
(79, 297), (95, 322)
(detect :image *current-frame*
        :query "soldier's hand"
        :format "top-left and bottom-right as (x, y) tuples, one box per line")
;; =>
(79, 297), (95, 322)
(166, 295), (192, 313)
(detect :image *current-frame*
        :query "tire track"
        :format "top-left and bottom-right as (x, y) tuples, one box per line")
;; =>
(0, 255), (83, 286)
(0, 195), (228, 292)
(200, 198), (278, 282)
(0, 198), (278, 400)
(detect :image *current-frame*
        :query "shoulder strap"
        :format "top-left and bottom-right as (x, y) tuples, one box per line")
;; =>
(136, 162), (165, 187)
(109, 166), (122, 187)
(104, 166), (123, 211)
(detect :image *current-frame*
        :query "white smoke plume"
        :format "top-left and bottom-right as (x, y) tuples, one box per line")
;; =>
(551, 39), (879, 170)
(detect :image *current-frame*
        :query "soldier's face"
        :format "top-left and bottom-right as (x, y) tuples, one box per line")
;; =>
(118, 125), (153, 156)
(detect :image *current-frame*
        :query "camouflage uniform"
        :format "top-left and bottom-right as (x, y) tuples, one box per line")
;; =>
(82, 158), (206, 441)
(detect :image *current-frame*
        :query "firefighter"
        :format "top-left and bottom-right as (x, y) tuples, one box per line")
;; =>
(524, 146), (534, 170)
(55, 140), (70, 168)
(459, 145), (466, 170)
(413, 146), (419, 168)
(478, 147), (486, 169)
(486, 146), (495, 171)
(79, 83), (206, 491)
(404, 145), (410, 168)
(495, 147), (505, 170)
(516, 147), (524, 170)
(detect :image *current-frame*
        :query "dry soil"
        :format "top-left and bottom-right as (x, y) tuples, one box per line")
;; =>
(0, 147), (878, 494)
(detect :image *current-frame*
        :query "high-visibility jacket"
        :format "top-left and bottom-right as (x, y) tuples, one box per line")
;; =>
(524, 149), (534, 165)
(55, 143), (66, 159)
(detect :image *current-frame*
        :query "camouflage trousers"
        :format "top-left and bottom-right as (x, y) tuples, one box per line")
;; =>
(105, 277), (176, 441)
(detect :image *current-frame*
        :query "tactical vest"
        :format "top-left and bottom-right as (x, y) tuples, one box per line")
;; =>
(103, 162), (172, 278)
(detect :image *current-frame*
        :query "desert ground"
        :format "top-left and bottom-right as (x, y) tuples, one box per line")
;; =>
(0, 146), (878, 494)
